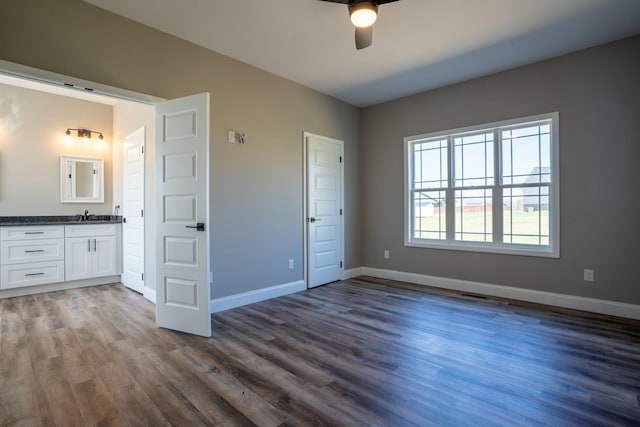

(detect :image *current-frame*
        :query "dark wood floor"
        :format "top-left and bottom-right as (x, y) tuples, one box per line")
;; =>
(1, 277), (639, 426)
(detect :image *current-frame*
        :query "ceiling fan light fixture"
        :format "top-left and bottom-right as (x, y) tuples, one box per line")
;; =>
(349, 1), (378, 28)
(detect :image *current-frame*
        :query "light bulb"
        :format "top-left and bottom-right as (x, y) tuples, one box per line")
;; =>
(350, 2), (378, 28)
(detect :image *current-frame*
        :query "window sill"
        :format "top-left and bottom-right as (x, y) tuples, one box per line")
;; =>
(405, 240), (560, 258)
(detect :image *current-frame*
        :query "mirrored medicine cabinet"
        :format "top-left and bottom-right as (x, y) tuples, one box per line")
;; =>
(60, 155), (104, 203)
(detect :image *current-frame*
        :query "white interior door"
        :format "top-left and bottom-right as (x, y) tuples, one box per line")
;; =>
(155, 93), (211, 337)
(122, 127), (145, 293)
(306, 133), (344, 288)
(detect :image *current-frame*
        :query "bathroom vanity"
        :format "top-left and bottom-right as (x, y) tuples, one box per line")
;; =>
(0, 216), (122, 298)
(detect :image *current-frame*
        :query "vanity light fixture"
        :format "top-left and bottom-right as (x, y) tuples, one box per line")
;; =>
(65, 128), (104, 142)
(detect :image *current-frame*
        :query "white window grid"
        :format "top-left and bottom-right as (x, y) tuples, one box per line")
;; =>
(405, 113), (559, 258)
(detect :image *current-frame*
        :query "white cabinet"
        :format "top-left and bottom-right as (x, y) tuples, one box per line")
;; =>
(65, 224), (118, 281)
(0, 226), (65, 289)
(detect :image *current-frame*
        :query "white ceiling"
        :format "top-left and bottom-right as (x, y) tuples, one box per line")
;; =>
(83, 0), (640, 107)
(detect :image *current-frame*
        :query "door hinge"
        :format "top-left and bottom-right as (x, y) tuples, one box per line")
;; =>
(141, 273), (144, 281)
(340, 261), (343, 268)
(340, 208), (343, 215)
(339, 156), (342, 163)
(141, 146), (144, 154)
(141, 209), (144, 217)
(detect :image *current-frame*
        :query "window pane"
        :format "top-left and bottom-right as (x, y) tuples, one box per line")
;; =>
(503, 187), (550, 245)
(413, 139), (447, 189)
(502, 123), (551, 185)
(455, 189), (492, 242)
(414, 190), (446, 240)
(406, 113), (556, 256)
(454, 132), (494, 187)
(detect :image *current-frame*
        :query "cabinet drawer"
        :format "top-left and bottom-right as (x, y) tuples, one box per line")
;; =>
(1, 239), (64, 265)
(1, 261), (65, 289)
(65, 224), (116, 238)
(1, 225), (65, 241)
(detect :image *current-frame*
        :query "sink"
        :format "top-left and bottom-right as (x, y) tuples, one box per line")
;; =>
(78, 215), (122, 223)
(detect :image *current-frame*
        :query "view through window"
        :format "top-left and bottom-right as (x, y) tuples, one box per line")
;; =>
(405, 113), (559, 257)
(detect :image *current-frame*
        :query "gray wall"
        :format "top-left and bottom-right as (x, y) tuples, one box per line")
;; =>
(0, 0), (361, 299)
(361, 35), (640, 305)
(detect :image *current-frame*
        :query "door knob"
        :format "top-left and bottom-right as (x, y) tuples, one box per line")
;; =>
(185, 222), (205, 231)
(307, 217), (322, 223)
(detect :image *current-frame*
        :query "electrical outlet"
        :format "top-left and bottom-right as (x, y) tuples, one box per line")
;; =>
(384, 250), (390, 259)
(288, 259), (294, 270)
(583, 269), (594, 282)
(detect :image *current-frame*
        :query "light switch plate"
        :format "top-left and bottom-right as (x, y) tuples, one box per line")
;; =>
(583, 269), (594, 282)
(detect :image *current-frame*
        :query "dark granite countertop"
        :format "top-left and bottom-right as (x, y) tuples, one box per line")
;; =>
(0, 215), (123, 226)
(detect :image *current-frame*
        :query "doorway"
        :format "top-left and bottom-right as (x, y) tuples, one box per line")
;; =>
(0, 61), (212, 337)
(304, 132), (344, 288)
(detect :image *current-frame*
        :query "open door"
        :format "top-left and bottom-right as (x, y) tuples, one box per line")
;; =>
(155, 93), (211, 337)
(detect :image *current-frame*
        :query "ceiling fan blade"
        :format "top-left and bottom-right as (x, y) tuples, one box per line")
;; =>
(355, 26), (373, 50)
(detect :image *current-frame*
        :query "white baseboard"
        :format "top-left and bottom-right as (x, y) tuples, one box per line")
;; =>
(210, 280), (306, 313)
(143, 288), (156, 304)
(343, 267), (363, 280)
(362, 267), (640, 320)
(0, 275), (121, 299)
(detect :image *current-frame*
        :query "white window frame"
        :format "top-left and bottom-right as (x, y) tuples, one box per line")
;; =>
(404, 112), (560, 258)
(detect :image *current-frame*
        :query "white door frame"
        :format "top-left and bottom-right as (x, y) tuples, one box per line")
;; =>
(303, 132), (345, 289)
(0, 59), (164, 104)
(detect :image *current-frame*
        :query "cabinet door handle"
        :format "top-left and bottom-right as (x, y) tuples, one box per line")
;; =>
(24, 231), (44, 235)
(24, 249), (45, 253)
(88, 239), (91, 252)
(25, 272), (45, 277)
(93, 239), (97, 252)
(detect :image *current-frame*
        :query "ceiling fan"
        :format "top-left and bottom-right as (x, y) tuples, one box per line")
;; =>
(319, 0), (400, 50)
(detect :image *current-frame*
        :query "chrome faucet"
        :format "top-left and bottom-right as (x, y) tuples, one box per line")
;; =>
(83, 210), (89, 221)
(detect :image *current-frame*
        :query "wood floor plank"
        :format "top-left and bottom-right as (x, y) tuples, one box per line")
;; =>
(32, 355), (85, 425)
(210, 331), (384, 426)
(169, 343), (288, 426)
(142, 343), (255, 424)
(1, 277), (639, 426)
(97, 358), (173, 427)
